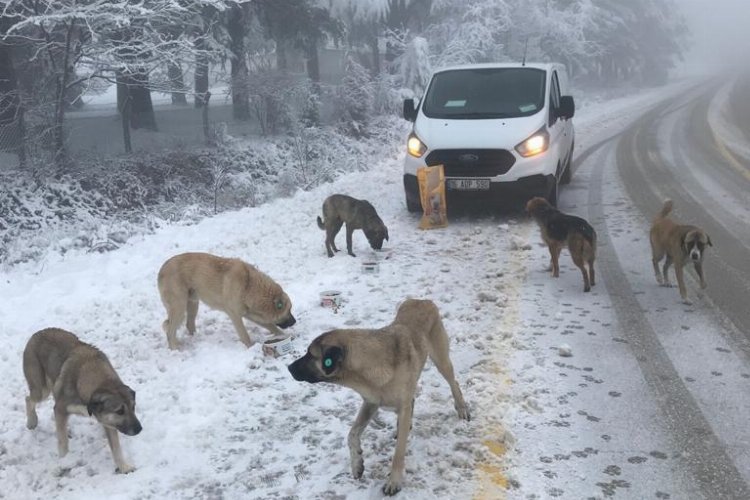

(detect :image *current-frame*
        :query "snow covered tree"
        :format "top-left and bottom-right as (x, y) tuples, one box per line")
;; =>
(0, 0), (232, 165)
(397, 35), (431, 96)
(225, 1), (252, 120)
(336, 56), (374, 137)
(255, 0), (342, 126)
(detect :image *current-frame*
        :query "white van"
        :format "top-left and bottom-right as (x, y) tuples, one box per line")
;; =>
(402, 62), (575, 211)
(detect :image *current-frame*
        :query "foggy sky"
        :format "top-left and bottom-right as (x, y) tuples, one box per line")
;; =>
(680, 0), (750, 73)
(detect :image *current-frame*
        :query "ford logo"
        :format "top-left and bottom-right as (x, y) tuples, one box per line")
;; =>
(458, 153), (479, 163)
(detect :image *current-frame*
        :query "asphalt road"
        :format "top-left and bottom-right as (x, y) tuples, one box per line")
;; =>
(562, 76), (750, 499)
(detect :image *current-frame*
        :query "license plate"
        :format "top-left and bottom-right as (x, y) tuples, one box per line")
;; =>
(446, 178), (490, 190)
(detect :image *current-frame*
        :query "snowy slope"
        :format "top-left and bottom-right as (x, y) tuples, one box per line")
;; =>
(0, 81), (690, 500)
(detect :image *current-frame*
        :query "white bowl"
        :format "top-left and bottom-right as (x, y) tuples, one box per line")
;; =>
(320, 290), (343, 309)
(262, 335), (293, 358)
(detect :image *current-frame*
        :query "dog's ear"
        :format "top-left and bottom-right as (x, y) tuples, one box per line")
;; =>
(125, 386), (136, 403)
(384, 228), (389, 241)
(321, 346), (344, 375)
(681, 232), (690, 254)
(87, 391), (106, 416)
(706, 234), (713, 247)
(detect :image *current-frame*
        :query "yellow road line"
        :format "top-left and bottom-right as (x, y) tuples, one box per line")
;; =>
(472, 224), (531, 500)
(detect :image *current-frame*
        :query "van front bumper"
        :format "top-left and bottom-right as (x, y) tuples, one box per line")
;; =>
(403, 173), (554, 209)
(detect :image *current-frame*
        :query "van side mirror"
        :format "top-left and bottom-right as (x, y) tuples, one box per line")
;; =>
(559, 95), (575, 120)
(403, 98), (417, 122)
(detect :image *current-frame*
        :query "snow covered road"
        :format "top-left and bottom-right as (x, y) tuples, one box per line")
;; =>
(506, 77), (750, 499)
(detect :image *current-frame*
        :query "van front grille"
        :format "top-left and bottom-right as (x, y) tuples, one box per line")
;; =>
(425, 149), (516, 177)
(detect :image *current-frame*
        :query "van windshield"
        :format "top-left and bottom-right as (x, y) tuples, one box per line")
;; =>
(421, 67), (546, 119)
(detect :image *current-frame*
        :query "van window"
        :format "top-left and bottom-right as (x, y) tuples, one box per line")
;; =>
(421, 68), (546, 120)
(549, 71), (561, 126)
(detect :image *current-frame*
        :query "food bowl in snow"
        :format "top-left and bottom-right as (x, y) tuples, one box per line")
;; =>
(262, 335), (293, 358)
(320, 290), (343, 309)
(361, 260), (380, 274)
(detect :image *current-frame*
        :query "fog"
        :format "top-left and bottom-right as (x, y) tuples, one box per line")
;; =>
(680, 0), (750, 73)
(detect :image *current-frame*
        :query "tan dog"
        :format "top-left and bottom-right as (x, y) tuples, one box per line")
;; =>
(317, 194), (389, 257)
(650, 200), (712, 304)
(23, 328), (142, 473)
(157, 252), (295, 350)
(526, 196), (597, 292)
(288, 299), (470, 496)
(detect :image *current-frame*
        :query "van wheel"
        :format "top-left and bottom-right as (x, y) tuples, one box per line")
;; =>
(560, 142), (574, 185)
(406, 195), (421, 213)
(546, 178), (559, 207)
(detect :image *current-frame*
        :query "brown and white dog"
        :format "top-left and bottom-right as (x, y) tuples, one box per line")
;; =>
(649, 199), (712, 303)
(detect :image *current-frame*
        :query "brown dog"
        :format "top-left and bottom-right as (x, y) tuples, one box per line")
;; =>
(649, 200), (712, 304)
(23, 328), (142, 473)
(158, 252), (295, 349)
(317, 194), (389, 257)
(526, 196), (597, 292)
(288, 299), (470, 496)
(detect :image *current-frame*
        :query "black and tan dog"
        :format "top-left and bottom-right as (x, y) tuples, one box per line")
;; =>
(23, 328), (142, 473)
(650, 199), (712, 304)
(288, 299), (470, 496)
(317, 194), (389, 257)
(526, 196), (597, 292)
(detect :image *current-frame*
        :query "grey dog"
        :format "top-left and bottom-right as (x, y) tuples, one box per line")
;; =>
(317, 194), (389, 257)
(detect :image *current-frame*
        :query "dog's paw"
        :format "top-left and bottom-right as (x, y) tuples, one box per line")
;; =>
(382, 476), (403, 496)
(116, 463), (135, 474)
(700, 281), (708, 289)
(26, 415), (38, 430)
(681, 298), (693, 306)
(456, 405), (471, 421)
(351, 457), (364, 479)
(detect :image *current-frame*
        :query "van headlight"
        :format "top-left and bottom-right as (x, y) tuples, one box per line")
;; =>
(515, 128), (549, 157)
(407, 133), (427, 158)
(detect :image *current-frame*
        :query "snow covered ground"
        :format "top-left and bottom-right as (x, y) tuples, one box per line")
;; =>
(0, 80), (697, 499)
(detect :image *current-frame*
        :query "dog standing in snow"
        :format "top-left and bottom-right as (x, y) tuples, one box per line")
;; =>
(526, 196), (597, 292)
(649, 199), (712, 304)
(288, 299), (470, 496)
(23, 328), (142, 473)
(157, 252), (296, 349)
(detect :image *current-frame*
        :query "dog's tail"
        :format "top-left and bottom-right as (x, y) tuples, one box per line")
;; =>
(656, 199), (673, 219)
(578, 221), (596, 245)
(22, 343), (47, 399)
(316, 216), (325, 230)
(588, 228), (597, 259)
